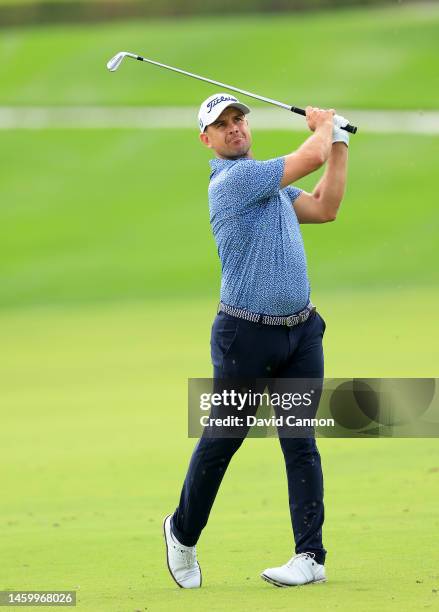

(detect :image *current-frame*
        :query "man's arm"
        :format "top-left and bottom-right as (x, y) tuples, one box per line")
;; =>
(292, 142), (348, 223)
(280, 107), (334, 188)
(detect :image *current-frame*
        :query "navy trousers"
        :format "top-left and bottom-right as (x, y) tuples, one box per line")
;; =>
(171, 308), (327, 565)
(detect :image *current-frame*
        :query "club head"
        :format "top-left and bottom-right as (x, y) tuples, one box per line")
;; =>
(107, 52), (128, 72)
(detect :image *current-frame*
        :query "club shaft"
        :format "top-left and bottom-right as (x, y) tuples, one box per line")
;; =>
(124, 53), (357, 134)
(135, 54), (291, 111)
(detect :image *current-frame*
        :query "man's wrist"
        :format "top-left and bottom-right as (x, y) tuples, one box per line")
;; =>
(315, 119), (334, 132)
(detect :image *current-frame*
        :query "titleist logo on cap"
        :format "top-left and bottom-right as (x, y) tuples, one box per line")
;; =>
(206, 95), (238, 113)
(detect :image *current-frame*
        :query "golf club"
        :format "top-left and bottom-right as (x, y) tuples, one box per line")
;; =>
(106, 51), (358, 134)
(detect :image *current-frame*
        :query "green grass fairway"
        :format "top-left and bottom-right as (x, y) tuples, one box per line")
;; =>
(1, 129), (438, 309)
(0, 3), (438, 108)
(1, 293), (438, 611)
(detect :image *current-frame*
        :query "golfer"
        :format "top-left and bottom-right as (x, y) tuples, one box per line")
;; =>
(164, 93), (349, 588)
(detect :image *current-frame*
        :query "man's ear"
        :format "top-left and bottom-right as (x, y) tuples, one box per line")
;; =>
(199, 130), (211, 148)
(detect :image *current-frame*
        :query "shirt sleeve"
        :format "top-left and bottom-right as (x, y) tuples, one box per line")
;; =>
(226, 157), (285, 203)
(283, 185), (303, 204)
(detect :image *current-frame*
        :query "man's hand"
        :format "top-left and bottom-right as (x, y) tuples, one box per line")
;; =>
(332, 126), (349, 147)
(332, 113), (350, 146)
(305, 106), (335, 132)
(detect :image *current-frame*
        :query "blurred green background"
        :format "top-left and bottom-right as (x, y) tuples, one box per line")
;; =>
(1, 1), (438, 611)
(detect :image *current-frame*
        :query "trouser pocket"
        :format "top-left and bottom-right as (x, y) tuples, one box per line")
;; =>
(210, 313), (239, 369)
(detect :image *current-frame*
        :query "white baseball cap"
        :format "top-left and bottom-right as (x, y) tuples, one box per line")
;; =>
(198, 92), (250, 132)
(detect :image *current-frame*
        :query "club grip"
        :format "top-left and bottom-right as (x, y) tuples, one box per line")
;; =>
(291, 106), (358, 134)
(342, 123), (358, 134)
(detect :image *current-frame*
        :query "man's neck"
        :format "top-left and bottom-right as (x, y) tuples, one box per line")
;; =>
(216, 151), (254, 161)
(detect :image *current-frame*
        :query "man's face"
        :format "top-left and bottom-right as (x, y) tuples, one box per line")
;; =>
(199, 106), (252, 159)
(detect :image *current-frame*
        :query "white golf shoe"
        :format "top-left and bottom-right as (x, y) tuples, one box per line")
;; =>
(261, 552), (326, 587)
(163, 515), (201, 588)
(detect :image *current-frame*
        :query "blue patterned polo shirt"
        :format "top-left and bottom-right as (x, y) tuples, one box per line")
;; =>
(208, 156), (310, 316)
